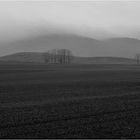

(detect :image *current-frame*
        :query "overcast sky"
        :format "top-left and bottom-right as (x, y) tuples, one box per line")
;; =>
(0, 1), (140, 42)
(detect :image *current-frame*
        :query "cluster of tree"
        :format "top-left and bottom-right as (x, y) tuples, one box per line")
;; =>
(43, 49), (73, 64)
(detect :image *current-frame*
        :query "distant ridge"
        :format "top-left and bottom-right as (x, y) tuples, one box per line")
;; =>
(0, 34), (140, 58)
(74, 56), (136, 64)
(0, 52), (44, 63)
(0, 52), (136, 64)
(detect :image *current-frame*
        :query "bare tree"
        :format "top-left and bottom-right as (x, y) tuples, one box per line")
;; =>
(66, 49), (73, 64)
(56, 49), (66, 64)
(60, 49), (66, 64)
(43, 49), (73, 64)
(52, 49), (57, 63)
(135, 54), (140, 65)
(58, 49), (73, 64)
(43, 51), (50, 63)
(56, 49), (63, 64)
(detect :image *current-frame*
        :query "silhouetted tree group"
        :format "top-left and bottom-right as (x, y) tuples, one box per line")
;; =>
(43, 49), (73, 64)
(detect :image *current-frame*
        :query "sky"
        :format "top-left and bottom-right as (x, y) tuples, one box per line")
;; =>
(0, 1), (140, 42)
(0, 1), (140, 57)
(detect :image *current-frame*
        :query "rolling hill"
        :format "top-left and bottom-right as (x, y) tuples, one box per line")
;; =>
(0, 34), (140, 58)
(0, 52), (136, 64)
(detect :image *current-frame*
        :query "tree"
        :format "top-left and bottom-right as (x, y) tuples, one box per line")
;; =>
(135, 54), (140, 65)
(66, 49), (73, 64)
(43, 51), (50, 63)
(57, 49), (73, 64)
(43, 49), (73, 64)
(52, 49), (57, 63)
(58, 49), (66, 64)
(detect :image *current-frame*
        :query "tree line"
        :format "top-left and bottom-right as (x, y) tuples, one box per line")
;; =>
(43, 49), (73, 64)
(43, 49), (140, 65)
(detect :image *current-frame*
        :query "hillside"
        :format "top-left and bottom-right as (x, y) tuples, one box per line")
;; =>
(0, 52), (136, 64)
(73, 56), (136, 64)
(0, 34), (140, 58)
(0, 52), (44, 63)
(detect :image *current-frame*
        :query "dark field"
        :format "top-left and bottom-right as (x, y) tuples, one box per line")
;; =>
(0, 63), (140, 138)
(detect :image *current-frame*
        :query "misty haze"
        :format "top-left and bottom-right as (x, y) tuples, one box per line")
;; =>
(1, 1), (140, 139)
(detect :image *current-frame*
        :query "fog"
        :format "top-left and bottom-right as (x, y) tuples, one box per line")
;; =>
(0, 1), (140, 57)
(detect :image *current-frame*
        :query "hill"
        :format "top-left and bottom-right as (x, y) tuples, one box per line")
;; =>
(73, 56), (136, 64)
(0, 52), (44, 63)
(0, 34), (140, 58)
(0, 52), (136, 64)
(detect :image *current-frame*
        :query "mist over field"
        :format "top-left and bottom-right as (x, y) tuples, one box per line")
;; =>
(0, 1), (140, 58)
(0, 1), (140, 139)
(1, 35), (140, 58)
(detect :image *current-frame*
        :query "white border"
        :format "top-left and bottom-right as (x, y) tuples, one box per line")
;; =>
(0, 0), (139, 2)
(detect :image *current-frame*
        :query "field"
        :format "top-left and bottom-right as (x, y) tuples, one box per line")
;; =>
(0, 62), (140, 138)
